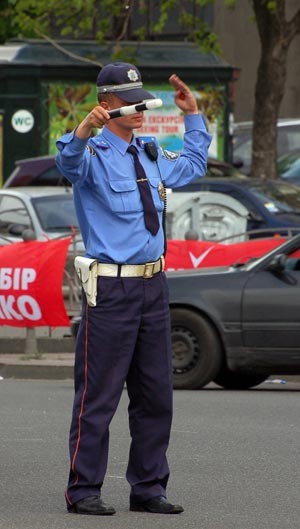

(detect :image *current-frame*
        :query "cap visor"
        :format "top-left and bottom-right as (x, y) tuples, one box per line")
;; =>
(116, 88), (155, 103)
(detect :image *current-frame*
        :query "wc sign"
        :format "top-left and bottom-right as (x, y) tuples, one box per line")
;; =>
(11, 109), (34, 133)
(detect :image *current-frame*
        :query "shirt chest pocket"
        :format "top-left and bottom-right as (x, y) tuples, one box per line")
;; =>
(108, 178), (164, 213)
(108, 179), (142, 213)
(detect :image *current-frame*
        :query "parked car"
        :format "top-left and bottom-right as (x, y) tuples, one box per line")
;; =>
(3, 156), (70, 188)
(232, 118), (300, 175)
(0, 186), (84, 317)
(3, 154), (247, 188)
(71, 233), (300, 390)
(173, 177), (300, 239)
(0, 186), (83, 252)
(277, 148), (300, 185)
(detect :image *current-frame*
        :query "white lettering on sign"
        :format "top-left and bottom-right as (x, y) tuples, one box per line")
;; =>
(11, 109), (34, 133)
(0, 267), (41, 321)
(0, 295), (42, 321)
(0, 268), (36, 289)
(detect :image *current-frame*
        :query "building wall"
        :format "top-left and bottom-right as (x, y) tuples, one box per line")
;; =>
(214, 0), (300, 122)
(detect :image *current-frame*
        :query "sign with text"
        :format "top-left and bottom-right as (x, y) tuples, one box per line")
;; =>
(47, 82), (225, 158)
(11, 109), (35, 134)
(0, 238), (70, 327)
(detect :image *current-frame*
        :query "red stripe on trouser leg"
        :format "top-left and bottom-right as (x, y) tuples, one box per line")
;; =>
(71, 301), (89, 482)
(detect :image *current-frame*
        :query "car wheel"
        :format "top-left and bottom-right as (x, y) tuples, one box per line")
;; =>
(171, 308), (222, 390)
(214, 368), (267, 389)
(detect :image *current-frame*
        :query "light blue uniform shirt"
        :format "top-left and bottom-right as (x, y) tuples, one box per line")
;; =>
(56, 114), (212, 264)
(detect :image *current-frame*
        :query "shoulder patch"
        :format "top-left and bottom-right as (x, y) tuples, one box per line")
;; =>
(161, 148), (179, 161)
(86, 144), (96, 156)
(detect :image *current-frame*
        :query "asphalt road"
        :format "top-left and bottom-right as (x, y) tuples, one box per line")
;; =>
(0, 379), (300, 529)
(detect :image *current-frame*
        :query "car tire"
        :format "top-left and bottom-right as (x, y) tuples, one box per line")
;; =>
(171, 308), (222, 390)
(214, 367), (267, 390)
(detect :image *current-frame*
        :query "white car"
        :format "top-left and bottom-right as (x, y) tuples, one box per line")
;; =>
(233, 118), (300, 175)
(0, 186), (82, 249)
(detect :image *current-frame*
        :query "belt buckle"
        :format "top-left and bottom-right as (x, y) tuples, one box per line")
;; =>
(143, 262), (155, 278)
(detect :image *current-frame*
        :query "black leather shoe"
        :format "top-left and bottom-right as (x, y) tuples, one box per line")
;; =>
(130, 495), (184, 514)
(67, 495), (116, 515)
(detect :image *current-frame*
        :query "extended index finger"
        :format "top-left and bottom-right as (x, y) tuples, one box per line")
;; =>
(169, 74), (189, 92)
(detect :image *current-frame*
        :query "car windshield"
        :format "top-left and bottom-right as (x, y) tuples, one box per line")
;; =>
(32, 195), (79, 231)
(247, 181), (300, 213)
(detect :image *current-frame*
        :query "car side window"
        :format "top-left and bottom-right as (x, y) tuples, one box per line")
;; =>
(233, 137), (252, 168)
(278, 126), (300, 156)
(285, 249), (300, 271)
(36, 167), (70, 186)
(284, 258), (300, 272)
(0, 195), (31, 238)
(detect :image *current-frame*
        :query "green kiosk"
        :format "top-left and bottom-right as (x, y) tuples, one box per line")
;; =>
(0, 39), (235, 183)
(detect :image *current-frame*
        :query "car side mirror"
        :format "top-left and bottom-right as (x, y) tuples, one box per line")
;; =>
(267, 253), (287, 273)
(248, 210), (264, 222)
(22, 228), (37, 241)
(232, 157), (244, 169)
(184, 229), (199, 240)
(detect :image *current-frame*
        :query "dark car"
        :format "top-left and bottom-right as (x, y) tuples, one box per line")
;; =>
(71, 234), (300, 390)
(3, 155), (70, 188)
(174, 177), (300, 238)
(167, 233), (300, 389)
(3, 154), (246, 188)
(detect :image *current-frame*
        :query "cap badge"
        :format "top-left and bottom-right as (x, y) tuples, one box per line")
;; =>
(127, 69), (139, 82)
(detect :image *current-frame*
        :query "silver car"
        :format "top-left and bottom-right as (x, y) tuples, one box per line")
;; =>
(0, 186), (80, 243)
(0, 187), (84, 315)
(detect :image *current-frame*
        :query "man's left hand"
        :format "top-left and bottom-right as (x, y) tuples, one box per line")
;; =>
(169, 74), (199, 114)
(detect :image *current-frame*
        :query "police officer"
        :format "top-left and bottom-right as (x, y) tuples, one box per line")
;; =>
(56, 62), (212, 516)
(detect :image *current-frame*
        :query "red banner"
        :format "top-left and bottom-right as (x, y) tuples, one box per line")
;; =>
(0, 238), (70, 327)
(0, 236), (295, 327)
(165, 238), (286, 270)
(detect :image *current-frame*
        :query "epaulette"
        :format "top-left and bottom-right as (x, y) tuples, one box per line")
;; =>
(136, 136), (157, 147)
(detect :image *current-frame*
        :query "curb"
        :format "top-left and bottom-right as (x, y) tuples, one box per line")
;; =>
(1, 353), (300, 384)
(0, 364), (74, 380)
(0, 337), (75, 355)
(0, 352), (74, 380)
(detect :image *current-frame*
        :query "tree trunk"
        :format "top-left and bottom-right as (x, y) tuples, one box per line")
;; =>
(251, 43), (288, 179)
(250, 0), (300, 180)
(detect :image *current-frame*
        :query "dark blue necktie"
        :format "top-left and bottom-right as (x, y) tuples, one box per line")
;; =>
(127, 145), (160, 235)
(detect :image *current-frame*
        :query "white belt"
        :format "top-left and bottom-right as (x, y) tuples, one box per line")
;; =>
(97, 257), (164, 279)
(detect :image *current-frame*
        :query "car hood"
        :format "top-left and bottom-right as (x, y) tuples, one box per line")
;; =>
(273, 212), (300, 225)
(166, 265), (236, 278)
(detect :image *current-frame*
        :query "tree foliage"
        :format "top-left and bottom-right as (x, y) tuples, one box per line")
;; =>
(0, 0), (20, 43)
(1, 0), (221, 54)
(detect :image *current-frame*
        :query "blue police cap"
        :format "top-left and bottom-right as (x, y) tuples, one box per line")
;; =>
(96, 62), (154, 103)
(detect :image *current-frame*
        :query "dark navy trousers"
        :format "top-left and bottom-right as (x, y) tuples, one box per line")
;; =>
(66, 271), (173, 506)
